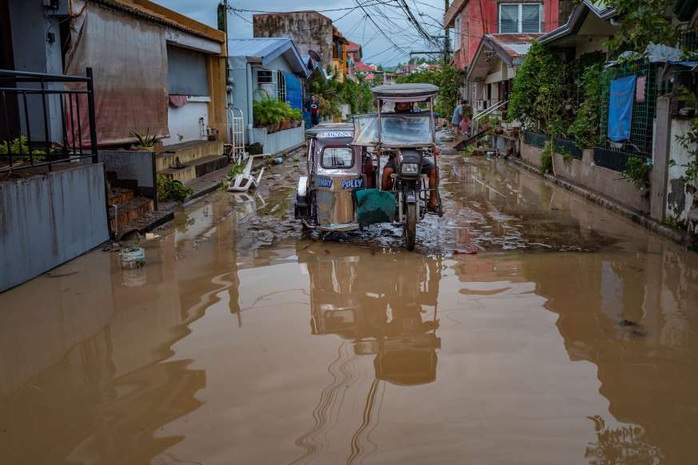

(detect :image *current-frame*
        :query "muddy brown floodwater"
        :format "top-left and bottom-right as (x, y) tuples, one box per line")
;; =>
(1, 153), (698, 465)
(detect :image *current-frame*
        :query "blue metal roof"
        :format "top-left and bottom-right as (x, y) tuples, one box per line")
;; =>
(228, 38), (309, 76)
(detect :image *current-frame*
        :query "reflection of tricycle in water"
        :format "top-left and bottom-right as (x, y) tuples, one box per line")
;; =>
(298, 245), (441, 386)
(294, 84), (442, 250)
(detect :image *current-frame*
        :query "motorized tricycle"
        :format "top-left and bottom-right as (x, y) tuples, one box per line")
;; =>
(295, 123), (373, 232)
(352, 83), (442, 250)
(294, 83), (441, 250)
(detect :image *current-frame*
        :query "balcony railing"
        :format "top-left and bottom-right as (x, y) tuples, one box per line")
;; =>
(0, 67), (98, 174)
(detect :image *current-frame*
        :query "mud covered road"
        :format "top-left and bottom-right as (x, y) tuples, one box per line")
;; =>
(2, 151), (698, 465)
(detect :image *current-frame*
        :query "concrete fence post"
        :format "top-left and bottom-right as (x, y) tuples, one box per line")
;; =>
(650, 96), (671, 222)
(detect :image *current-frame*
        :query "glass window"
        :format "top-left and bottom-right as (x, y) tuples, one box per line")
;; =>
(321, 147), (354, 169)
(499, 3), (542, 34)
(499, 5), (519, 34)
(454, 16), (461, 51)
(522, 4), (541, 32)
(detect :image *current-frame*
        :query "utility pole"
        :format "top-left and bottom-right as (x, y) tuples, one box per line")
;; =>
(443, 0), (451, 63)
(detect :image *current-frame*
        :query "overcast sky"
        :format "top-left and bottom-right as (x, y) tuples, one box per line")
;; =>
(151, 0), (447, 66)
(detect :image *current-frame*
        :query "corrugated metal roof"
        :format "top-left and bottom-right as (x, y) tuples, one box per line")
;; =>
(228, 38), (292, 58)
(228, 38), (309, 76)
(489, 34), (541, 58)
(89, 0), (223, 43)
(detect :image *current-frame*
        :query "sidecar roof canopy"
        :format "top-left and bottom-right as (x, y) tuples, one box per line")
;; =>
(372, 83), (439, 102)
(306, 123), (353, 138)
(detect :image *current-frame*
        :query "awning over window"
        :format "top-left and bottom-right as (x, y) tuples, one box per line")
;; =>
(282, 71), (302, 110)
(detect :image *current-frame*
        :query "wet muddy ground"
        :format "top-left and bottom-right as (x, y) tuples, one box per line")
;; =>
(2, 150), (698, 464)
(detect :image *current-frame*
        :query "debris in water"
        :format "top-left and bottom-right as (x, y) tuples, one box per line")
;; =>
(453, 246), (479, 255)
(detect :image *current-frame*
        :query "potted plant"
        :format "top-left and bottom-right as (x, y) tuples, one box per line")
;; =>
(130, 128), (161, 151)
(253, 95), (285, 133)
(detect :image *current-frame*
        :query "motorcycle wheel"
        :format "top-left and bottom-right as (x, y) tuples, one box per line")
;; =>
(405, 202), (417, 251)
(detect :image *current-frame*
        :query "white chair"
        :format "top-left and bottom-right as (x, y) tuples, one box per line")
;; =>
(227, 154), (270, 192)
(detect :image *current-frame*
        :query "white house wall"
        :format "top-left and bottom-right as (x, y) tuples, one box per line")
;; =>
(161, 98), (209, 146)
(666, 119), (696, 224)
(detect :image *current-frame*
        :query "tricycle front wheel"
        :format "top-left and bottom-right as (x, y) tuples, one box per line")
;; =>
(404, 202), (417, 250)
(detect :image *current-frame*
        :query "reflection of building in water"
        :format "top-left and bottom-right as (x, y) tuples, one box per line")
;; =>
(518, 249), (698, 465)
(300, 246), (441, 386)
(0, 198), (246, 464)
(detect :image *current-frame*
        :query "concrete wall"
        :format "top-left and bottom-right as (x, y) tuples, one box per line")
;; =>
(253, 12), (333, 66)
(0, 164), (109, 292)
(520, 141), (650, 214)
(99, 150), (156, 198)
(251, 124), (305, 155)
(665, 119), (697, 225)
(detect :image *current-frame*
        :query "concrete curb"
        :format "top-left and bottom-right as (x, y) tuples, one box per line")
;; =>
(509, 157), (690, 246)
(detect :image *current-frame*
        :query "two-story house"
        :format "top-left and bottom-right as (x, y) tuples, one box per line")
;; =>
(445, 0), (575, 111)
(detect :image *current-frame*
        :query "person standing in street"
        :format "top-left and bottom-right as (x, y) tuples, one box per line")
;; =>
(309, 95), (320, 126)
(451, 100), (467, 139)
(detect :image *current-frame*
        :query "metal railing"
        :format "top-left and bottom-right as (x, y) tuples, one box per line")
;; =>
(0, 67), (98, 173)
(472, 99), (507, 133)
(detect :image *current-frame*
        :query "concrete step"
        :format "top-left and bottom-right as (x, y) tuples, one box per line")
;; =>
(156, 140), (224, 172)
(109, 196), (155, 231)
(160, 154), (229, 185)
(115, 209), (174, 241)
(108, 187), (135, 205)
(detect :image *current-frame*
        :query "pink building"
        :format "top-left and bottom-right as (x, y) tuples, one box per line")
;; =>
(445, 0), (573, 70)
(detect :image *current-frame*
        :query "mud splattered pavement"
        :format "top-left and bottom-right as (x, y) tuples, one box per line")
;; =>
(1, 150), (698, 465)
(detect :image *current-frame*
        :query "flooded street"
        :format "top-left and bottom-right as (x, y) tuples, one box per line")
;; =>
(2, 153), (698, 465)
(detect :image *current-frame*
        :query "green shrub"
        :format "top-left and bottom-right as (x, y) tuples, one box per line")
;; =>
(253, 94), (288, 126)
(0, 136), (47, 161)
(568, 64), (602, 149)
(540, 140), (553, 174)
(157, 174), (193, 202)
(621, 156), (652, 190)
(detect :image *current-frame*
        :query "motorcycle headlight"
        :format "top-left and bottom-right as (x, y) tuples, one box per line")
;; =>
(401, 162), (419, 175)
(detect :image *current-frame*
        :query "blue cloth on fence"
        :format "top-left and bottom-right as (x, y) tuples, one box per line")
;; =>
(282, 71), (303, 110)
(608, 75), (636, 142)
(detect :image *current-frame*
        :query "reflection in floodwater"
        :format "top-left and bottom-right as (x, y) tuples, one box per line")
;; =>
(585, 416), (662, 465)
(293, 246), (442, 463)
(302, 248), (441, 385)
(0, 197), (245, 464)
(1, 155), (698, 464)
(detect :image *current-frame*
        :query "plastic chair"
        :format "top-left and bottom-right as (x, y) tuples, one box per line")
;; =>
(227, 154), (270, 192)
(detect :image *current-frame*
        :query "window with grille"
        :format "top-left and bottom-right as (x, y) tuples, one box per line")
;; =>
(277, 71), (286, 103)
(256, 69), (277, 100)
(499, 3), (542, 34)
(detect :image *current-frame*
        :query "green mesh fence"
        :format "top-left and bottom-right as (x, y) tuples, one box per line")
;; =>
(598, 61), (660, 157)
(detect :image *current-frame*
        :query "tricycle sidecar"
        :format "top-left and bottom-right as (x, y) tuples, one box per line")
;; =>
(295, 123), (373, 231)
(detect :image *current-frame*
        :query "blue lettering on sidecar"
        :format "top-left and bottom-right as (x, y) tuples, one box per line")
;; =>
(316, 177), (333, 188)
(341, 178), (364, 190)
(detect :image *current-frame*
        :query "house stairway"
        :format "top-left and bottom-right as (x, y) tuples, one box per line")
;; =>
(108, 188), (172, 240)
(156, 140), (227, 185)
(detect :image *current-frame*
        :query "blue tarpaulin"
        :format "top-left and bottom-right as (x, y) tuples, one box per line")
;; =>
(608, 75), (636, 142)
(282, 71), (302, 110)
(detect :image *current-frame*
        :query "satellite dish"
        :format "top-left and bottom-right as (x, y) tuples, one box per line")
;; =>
(308, 49), (322, 63)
